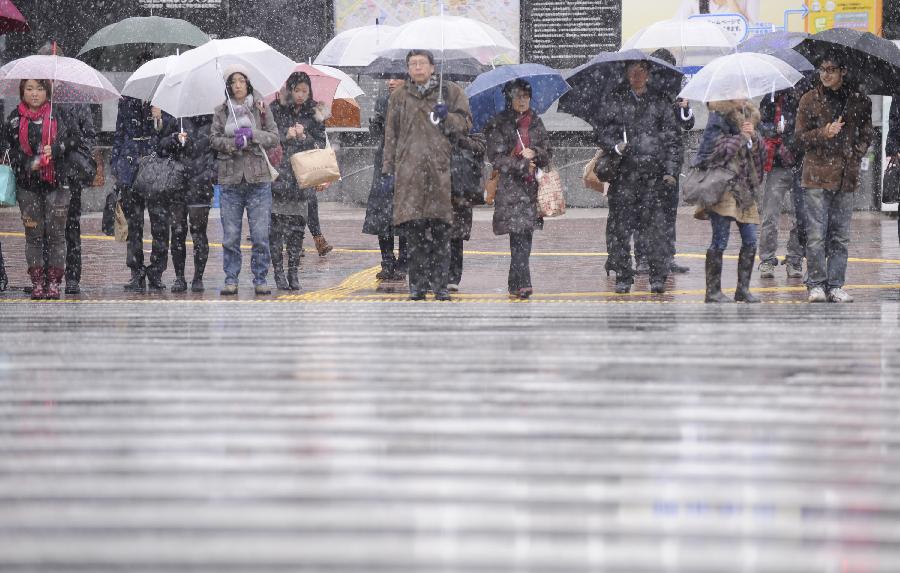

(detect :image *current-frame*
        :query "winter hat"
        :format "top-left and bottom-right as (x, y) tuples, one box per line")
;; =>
(222, 63), (251, 83)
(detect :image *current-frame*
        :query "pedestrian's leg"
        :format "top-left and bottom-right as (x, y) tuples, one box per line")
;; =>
(270, 213), (287, 290)
(219, 185), (244, 288)
(644, 180), (669, 292)
(826, 189), (854, 295)
(246, 182), (273, 288)
(405, 220), (428, 299)
(286, 215), (304, 290)
(306, 187), (333, 256)
(64, 183), (82, 292)
(188, 205), (210, 291)
(44, 186), (71, 299)
(397, 234), (409, 276)
(508, 231), (533, 297)
(170, 199), (188, 291)
(431, 219), (451, 298)
(18, 187), (46, 298)
(122, 188), (146, 276)
(606, 180), (637, 291)
(666, 180), (687, 272)
(449, 238), (463, 287)
(757, 168), (787, 272)
(784, 175), (803, 273)
(377, 234), (396, 278)
(734, 222), (760, 303)
(802, 188), (828, 293)
(790, 169), (807, 258)
(145, 193), (171, 290)
(0, 239), (6, 292)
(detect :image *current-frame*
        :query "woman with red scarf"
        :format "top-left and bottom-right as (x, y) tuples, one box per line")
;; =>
(7, 79), (78, 299)
(484, 79), (552, 299)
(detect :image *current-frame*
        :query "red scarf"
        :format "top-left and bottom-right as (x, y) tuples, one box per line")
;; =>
(513, 110), (532, 155)
(18, 101), (57, 184)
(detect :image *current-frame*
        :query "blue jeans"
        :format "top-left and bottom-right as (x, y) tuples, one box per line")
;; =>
(220, 181), (272, 286)
(709, 212), (758, 251)
(802, 187), (853, 290)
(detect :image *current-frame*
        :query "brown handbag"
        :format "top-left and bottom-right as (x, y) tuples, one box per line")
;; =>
(290, 132), (341, 188)
(484, 169), (499, 205)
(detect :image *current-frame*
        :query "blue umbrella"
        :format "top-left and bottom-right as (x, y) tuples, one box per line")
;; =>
(738, 31), (814, 72)
(465, 64), (569, 132)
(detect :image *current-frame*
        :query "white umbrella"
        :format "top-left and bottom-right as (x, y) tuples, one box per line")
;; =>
(375, 15), (517, 64)
(121, 55), (177, 100)
(678, 52), (803, 102)
(314, 24), (397, 67)
(311, 64), (364, 99)
(0, 54), (120, 104)
(151, 36), (295, 117)
(622, 19), (736, 66)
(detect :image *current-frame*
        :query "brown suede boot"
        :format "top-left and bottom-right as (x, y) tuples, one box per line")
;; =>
(46, 267), (64, 300)
(313, 235), (333, 257)
(28, 267), (46, 300)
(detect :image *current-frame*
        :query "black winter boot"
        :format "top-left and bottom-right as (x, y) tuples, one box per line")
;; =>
(734, 245), (761, 303)
(145, 267), (166, 291)
(123, 267), (145, 292)
(287, 234), (302, 290)
(704, 249), (733, 303)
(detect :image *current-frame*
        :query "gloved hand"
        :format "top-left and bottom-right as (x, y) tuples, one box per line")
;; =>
(432, 103), (448, 120)
(663, 174), (677, 187)
(234, 127), (253, 150)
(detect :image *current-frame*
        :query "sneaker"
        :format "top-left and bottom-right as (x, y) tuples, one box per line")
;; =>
(785, 261), (803, 279)
(447, 283), (460, 293)
(220, 284), (238, 296)
(828, 288), (853, 303)
(255, 283), (272, 295)
(758, 261), (776, 278)
(808, 286), (827, 303)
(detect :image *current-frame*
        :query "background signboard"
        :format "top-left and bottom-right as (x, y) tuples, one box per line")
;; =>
(806, 0), (882, 35)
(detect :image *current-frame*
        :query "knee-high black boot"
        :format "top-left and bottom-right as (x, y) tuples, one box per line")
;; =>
(286, 230), (302, 291)
(734, 245), (761, 303)
(0, 243), (7, 292)
(705, 249), (734, 303)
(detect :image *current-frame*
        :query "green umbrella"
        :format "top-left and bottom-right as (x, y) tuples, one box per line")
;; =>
(77, 16), (210, 71)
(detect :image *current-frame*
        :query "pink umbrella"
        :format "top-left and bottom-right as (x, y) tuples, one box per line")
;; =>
(0, 54), (120, 105)
(0, 0), (28, 34)
(262, 63), (341, 106)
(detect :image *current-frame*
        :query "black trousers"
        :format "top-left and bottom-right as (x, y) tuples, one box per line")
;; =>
(378, 232), (409, 271)
(606, 175), (669, 284)
(634, 178), (679, 264)
(171, 201), (211, 279)
(508, 231), (533, 292)
(305, 187), (322, 236)
(65, 182), (82, 283)
(449, 238), (464, 285)
(270, 213), (306, 271)
(404, 218), (450, 294)
(121, 186), (171, 277)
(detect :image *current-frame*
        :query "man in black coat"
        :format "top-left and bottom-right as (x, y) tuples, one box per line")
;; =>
(596, 61), (682, 294)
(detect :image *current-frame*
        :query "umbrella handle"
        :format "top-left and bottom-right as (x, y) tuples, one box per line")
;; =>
(429, 112), (441, 126)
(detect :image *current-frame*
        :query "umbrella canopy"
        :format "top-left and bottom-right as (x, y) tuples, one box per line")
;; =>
(465, 64), (569, 132)
(738, 31), (813, 72)
(558, 50), (682, 126)
(121, 55), (178, 100)
(314, 24), (397, 67)
(0, 55), (120, 103)
(622, 19), (736, 67)
(678, 52), (804, 102)
(362, 50), (487, 81)
(0, 0), (27, 34)
(151, 36), (295, 118)
(77, 16), (210, 71)
(313, 64), (365, 99)
(794, 28), (900, 95)
(375, 15), (517, 64)
(262, 63), (342, 107)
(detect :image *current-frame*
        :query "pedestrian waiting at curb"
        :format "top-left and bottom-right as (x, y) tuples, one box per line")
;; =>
(7, 79), (80, 300)
(269, 71), (329, 291)
(382, 49), (472, 301)
(694, 98), (765, 304)
(795, 51), (873, 303)
(757, 81), (809, 280)
(363, 79), (408, 285)
(484, 79), (550, 300)
(883, 92), (900, 260)
(210, 64), (280, 296)
(448, 128), (485, 293)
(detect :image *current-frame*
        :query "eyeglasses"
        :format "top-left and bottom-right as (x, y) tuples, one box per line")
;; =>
(819, 66), (842, 75)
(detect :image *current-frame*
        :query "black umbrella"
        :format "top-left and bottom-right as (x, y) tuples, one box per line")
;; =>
(794, 28), (900, 95)
(362, 49), (488, 81)
(558, 49), (683, 127)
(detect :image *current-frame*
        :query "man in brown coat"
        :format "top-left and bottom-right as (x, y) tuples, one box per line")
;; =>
(795, 52), (873, 303)
(382, 49), (472, 301)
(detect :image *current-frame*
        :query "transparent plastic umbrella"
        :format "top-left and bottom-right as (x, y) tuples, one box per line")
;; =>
(0, 55), (120, 104)
(314, 24), (397, 67)
(374, 15), (517, 65)
(622, 19), (736, 67)
(121, 55), (178, 100)
(678, 52), (803, 102)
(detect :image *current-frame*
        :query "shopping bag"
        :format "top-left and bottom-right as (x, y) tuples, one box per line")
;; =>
(537, 167), (565, 218)
(114, 201), (128, 242)
(0, 150), (15, 207)
(290, 132), (340, 188)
